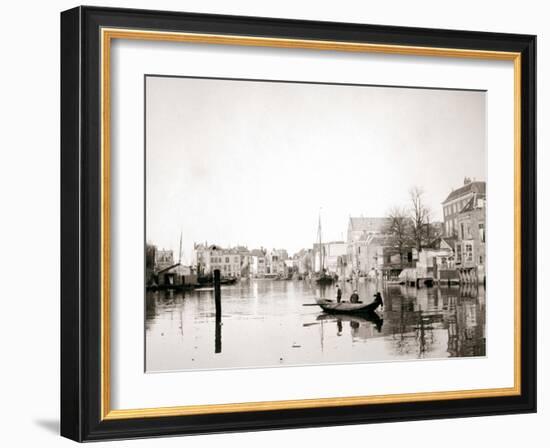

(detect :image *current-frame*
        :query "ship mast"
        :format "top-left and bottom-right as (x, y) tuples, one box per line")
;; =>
(318, 211), (324, 273)
(178, 230), (183, 264)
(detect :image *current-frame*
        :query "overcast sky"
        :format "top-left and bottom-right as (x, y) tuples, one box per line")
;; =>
(146, 76), (486, 262)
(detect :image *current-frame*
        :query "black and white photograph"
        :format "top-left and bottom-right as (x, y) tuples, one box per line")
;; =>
(145, 75), (487, 372)
(0, 0), (543, 444)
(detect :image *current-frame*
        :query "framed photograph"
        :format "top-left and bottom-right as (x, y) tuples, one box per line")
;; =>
(61, 6), (536, 441)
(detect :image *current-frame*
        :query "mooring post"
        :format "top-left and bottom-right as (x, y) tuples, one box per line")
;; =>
(214, 269), (221, 316)
(214, 269), (222, 353)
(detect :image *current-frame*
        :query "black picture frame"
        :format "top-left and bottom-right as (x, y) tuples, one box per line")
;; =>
(61, 5), (536, 442)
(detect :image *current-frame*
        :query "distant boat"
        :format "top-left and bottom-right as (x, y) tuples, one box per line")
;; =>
(315, 274), (336, 284)
(315, 297), (383, 314)
(197, 276), (238, 287)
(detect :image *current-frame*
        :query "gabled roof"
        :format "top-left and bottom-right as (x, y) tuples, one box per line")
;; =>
(348, 217), (391, 233)
(460, 194), (488, 213)
(194, 243), (223, 251)
(442, 181), (486, 204)
(249, 249), (266, 257)
(369, 235), (395, 246)
(157, 262), (182, 274)
(440, 237), (457, 250)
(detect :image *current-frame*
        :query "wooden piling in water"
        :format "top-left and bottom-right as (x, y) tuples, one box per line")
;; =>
(214, 269), (222, 353)
(214, 269), (221, 316)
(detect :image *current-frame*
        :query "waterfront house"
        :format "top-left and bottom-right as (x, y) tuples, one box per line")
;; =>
(155, 248), (174, 272)
(266, 249), (289, 276)
(371, 235), (416, 281)
(346, 217), (392, 276)
(313, 241), (346, 274)
(454, 194), (486, 284)
(249, 248), (267, 277)
(295, 248), (313, 275)
(234, 246), (251, 277)
(346, 215), (415, 279)
(416, 247), (454, 282)
(157, 263), (197, 287)
(442, 178), (486, 237)
(193, 243), (242, 278)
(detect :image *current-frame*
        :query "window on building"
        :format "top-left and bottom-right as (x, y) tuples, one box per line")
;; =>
(225, 257), (229, 263)
(456, 244), (462, 264)
(479, 223), (485, 243)
(467, 224), (472, 238)
(460, 223), (464, 239)
(465, 243), (473, 262)
(479, 255), (483, 264)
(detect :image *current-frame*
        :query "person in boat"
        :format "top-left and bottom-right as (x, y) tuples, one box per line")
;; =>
(372, 292), (384, 309)
(350, 290), (360, 303)
(336, 284), (342, 303)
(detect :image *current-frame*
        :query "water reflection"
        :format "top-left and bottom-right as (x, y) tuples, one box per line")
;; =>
(145, 280), (485, 372)
(316, 312), (384, 338)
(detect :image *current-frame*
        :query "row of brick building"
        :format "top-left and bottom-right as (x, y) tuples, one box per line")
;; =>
(344, 177), (486, 284)
(147, 178), (485, 286)
(192, 244), (290, 279)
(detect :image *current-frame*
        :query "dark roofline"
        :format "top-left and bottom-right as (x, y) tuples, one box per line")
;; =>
(442, 181), (486, 204)
(157, 262), (182, 274)
(348, 217), (392, 231)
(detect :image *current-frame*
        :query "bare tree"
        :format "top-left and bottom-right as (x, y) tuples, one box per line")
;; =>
(385, 206), (411, 268)
(409, 186), (431, 252)
(425, 220), (443, 246)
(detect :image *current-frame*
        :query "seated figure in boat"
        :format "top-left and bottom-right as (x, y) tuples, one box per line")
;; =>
(372, 292), (384, 309)
(350, 290), (360, 303)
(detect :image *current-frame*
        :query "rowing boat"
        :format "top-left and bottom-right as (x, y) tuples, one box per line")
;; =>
(315, 298), (382, 314)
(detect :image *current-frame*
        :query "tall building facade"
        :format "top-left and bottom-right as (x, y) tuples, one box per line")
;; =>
(454, 194), (486, 284)
(346, 217), (392, 275)
(442, 178), (486, 237)
(193, 244), (242, 278)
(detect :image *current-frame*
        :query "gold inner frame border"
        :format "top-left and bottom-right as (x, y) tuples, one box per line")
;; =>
(99, 27), (522, 421)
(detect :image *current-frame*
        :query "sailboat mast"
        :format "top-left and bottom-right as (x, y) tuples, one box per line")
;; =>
(318, 212), (323, 273)
(178, 231), (183, 264)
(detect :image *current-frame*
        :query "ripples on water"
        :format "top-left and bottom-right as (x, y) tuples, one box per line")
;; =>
(145, 280), (485, 372)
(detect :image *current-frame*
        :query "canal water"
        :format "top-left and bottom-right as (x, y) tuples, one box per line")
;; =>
(145, 280), (486, 372)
